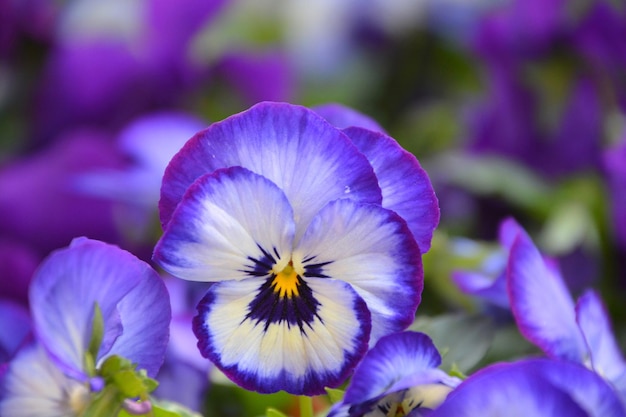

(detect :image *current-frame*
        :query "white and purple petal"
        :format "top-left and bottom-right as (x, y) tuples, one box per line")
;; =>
(0, 343), (89, 417)
(154, 167), (296, 282)
(294, 199), (422, 343)
(507, 231), (587, 362)
(430, 359), (625, 417)
(29, 237), (170, 380)
(342, 127), (439, 253)
(192, 277), (371, 395)
(342, 332), (458, 408)
(576, 289), (626, 386)
(159, 102), (382, 241)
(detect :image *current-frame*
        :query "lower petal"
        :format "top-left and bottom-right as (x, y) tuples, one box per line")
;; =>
(193, 277), (371, 395)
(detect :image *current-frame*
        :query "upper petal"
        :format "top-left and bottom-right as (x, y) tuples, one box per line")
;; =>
(507, 231), (587, 362)
(193, 276), (371, 395)
(159, 102), (382, 241)
(312, 103), (387, 133)
(154, 166), (296, 282)
(29, 237), (169, 379)
(294, 198), (422, 343)
(343, 331), (456, 406)
(342, 127), (439, 253)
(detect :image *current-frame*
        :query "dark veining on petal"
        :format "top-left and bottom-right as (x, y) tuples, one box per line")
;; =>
(240, 244), (277, 277)
(246, 274), (321, 332)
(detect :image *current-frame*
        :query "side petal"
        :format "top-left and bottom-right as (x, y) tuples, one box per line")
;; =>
(342, 127), (439, 253)
(193, 277), (371, 395)
(507, 231), (587, 362)
(159, 102), (382, 241)
(154, 166), (295, 282)
(576, 289), (626, 384)
(294, 199), (422, 343)
(29, 237), (167, 379)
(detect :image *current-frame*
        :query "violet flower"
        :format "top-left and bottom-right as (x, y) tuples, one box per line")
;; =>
(328, 331), (460, 417)
(153, 101), (439, 395)
(507, 222), (626, 403)
(0, 237), (171, 416)
(430, 359), (626, 417)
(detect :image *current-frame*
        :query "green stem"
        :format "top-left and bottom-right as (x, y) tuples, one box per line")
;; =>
(299, 396), (314, 417)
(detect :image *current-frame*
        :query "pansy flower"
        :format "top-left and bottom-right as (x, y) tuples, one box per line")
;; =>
(154, 101), (438, 395)
(0, 237), (171, 416)
(430, 359), (626, 417)
(507, 222), (626, 402)
(328, 331), (460, 417)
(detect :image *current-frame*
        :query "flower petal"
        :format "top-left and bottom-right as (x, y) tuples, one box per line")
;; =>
(159, 102), (382, 241)
(294, 198), (422, 343)
(342, 127), (439, 253)
(0, 300), (31, 364)
(29, 237), (169, 379)
(507, 231), (587, 362)
(0, 343), (86, 417)
(193, 277), (371, 395)
(576, 289), (626, 384)
(154, 166), (296, 282)
(312, 103), (386, 133)
(343, 332), (457, 406)
(431, 359), (624, 417)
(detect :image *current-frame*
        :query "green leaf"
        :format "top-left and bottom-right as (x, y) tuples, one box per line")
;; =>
(113, 370), (148, 398)
(324, 388), (345, 405)
(81, 386), (122, 417)
(410, 313), (495, 373)
(86, 302), (104, 375)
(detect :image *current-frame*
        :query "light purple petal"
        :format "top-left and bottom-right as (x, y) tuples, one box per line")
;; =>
(159, 102), (382, 242)
(343, 332), (456, 406)
(452, 271), (509, 309)
(29, 237), (169, 379)
(154, 166), (296, 282)
(507, 230), (587, 362)
(498, 216), (526, 249)
(295, 198), (423, 343)
(576, 289), (626, 383)
(342, 127), (439, 253)
(431, 359), (625, 417)
(313, 103), (386, 133)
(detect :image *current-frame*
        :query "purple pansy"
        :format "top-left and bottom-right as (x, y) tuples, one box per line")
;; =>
(328, 331), (460, 417)
(153, 102), (438, 395)
(0, 237), (171, 416)
(430, 359), (626, 417)
(507, 222), (626, 402)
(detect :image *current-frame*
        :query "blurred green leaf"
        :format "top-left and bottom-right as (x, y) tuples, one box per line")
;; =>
(410, 313), (495, 373)
(266, 408), (289, 417)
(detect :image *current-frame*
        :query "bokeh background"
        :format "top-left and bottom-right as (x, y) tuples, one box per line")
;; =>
(1, 0), (625, 415)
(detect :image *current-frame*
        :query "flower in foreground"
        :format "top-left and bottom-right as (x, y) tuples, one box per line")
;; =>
(328, 331), (460, 417)
(0, 237), (171, 416)
(430, 359), (626, 417)
(154, 102), (439, 395)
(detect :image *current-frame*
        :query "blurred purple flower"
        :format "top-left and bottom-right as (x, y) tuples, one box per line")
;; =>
(0, 300), (31, 365)
(604, 137), (626, 250)
(0, 129), (128, 257)
(0, 237), (171, 416)
(328, 331), (460, 417)
(431, 359), (626, 417)
(32, 0), (226, 143)
(0, 239), (38, 306)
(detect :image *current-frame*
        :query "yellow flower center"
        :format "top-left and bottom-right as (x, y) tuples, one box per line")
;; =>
(272, 262), (300, 298)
